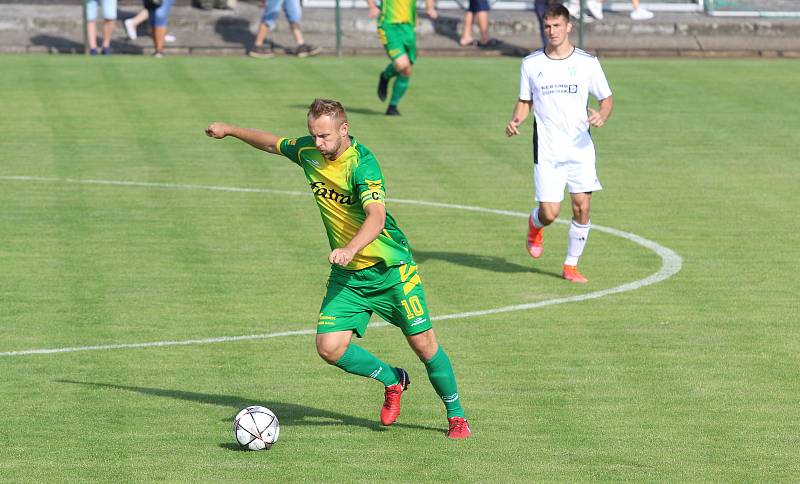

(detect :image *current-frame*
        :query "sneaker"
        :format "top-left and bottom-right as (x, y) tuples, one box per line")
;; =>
(377, 73), (389, 102)
(296, 44), (321, 58)
(446, 417), (472, 439)
(586, 0), (604, 20)
(562, 264), (589, 283)
(102, 47), (112, 55)
(124, 18), (137, 40)
(89, 48), (98, 56)
(165, 33), (177, 43)
(386, 105), (401, 116)
(153, 51), (164, 58)
(566, 1), (594, 22)
(249, 44), (274, 58)
(565, 0), (580, 17)
(630, 7), (654, 20)
(380, 367), (409, 426)
(526, 218), (544, 259)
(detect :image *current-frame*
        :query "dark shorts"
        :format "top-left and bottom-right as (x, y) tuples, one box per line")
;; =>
(468, 0), (491, 13)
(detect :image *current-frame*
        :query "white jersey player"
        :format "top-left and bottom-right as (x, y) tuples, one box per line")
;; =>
(506, 3), (613, 283)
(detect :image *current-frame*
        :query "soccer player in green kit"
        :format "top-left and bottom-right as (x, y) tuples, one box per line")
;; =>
(204, 98), (471, 439)
(366, 0), (437, 115)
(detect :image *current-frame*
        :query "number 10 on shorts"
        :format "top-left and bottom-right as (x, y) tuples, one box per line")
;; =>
(401, 296), (424, 319)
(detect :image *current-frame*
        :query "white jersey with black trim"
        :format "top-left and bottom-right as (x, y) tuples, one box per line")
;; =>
(518, 48), (612, 164)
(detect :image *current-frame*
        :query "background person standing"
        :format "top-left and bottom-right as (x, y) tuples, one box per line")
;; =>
(85, 0), (117, 55)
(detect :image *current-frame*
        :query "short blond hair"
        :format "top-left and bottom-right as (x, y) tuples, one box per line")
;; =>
(307, 98), (348, 125)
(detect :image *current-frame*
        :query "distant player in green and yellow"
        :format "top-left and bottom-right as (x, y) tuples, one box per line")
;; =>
(204, 98), (471, 439)
(366, 0), (437, 115)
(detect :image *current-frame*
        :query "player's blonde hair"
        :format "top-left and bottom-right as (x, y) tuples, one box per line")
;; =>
(307, 98), (348, 126)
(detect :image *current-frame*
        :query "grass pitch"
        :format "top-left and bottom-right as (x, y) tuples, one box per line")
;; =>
(1, 55), (799, 481)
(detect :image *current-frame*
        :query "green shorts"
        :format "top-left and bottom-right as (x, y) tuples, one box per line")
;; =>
(377, 23), (416, 64)
(317, 261), (432, 338)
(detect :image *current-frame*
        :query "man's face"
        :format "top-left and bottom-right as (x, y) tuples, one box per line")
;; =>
(308, 114), (348, 161)
(543, 15), (571, 48)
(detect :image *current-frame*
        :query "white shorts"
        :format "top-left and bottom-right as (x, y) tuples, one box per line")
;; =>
(534, 158), (602, 203)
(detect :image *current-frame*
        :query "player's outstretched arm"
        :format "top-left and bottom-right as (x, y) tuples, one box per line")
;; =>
(329, 203), (386, 267)
(205, 122), (281, 155)
(506, 99), (532, 137)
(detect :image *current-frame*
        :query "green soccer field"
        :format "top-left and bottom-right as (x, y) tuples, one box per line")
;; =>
(1, 55), (798, 481)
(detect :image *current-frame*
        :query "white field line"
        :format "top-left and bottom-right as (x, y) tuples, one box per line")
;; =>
(0, 176), (682, 357)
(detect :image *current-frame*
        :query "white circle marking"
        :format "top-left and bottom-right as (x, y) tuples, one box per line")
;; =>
(0, 176), (682, 357)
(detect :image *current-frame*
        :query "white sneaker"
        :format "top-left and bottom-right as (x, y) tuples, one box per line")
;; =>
(565, 0), (580, 18)
(630, 7), (654, 19)
(586, 0), (604, 20)
(165, 33), (176, 43)
(124, 18), (137, 40)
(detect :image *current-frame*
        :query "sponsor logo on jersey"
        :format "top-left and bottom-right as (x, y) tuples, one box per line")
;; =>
(310, 181), (356, 205)
(541, 83), (579, 95)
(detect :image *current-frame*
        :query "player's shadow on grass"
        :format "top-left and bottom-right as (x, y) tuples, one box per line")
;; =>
(289, 104), (384, 116)
(413, 249), (562, 278)
(214, 16), (255, 51)
(58, 380), (442, 439)
(30, 34), (146, 55)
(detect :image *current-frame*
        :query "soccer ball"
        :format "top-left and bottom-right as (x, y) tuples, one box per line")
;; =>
(233, 406), (280, 450)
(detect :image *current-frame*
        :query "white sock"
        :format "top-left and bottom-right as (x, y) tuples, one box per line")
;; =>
(530, 208), (544, 229)
(565, 220), (590, 266)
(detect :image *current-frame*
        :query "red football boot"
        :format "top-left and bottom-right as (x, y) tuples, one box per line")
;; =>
(527, 218), (544, 258)
(562, 264), (589, 283)
(446, 417), (472, 439)
(380, 368), (410, 426)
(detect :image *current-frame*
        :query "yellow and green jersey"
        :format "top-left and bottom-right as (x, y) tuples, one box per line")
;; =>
(377, 0), (417, 25)
(276, 135), (413, 271)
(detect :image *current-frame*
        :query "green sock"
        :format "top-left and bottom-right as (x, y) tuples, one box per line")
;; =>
(382, 63), (398, 80)
(334, 344), (398, 387)
(424, 346), (465, 418)
(389, 75), (410, 107)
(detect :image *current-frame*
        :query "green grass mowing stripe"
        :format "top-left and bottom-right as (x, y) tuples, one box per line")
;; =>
(1, 56), (799, 481)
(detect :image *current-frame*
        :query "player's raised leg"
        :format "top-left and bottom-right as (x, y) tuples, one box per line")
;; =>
(528, 201), (561, 259)
(316, 330), (409, 425)
(527, 207), (545, 258)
